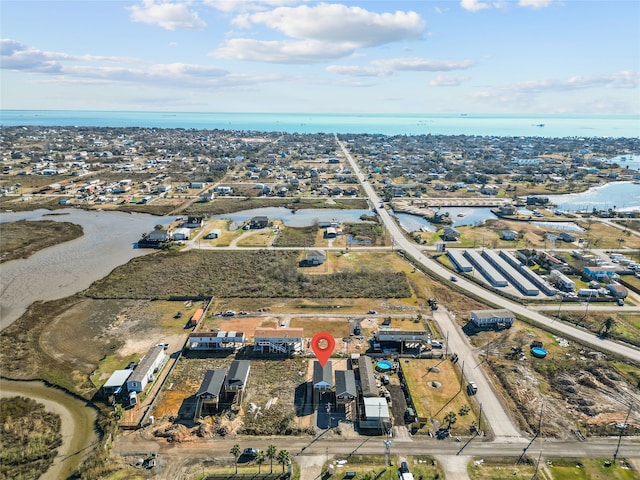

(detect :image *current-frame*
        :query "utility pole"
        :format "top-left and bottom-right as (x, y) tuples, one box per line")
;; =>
(613, 402), (633, 464)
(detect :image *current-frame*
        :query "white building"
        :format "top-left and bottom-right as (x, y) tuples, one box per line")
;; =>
(253, 328), (304, 355)
(126, 345), (166, 392)
(470, 309), (515, 328)
(188, 331), (245, 350)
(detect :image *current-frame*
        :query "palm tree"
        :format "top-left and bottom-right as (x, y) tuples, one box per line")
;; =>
(255, 450), (265, 473)
(277, 449), (291, 473)
(444, 411), (457, 430)
(230, 444), (241, 474)
(266, 444), (277, 473)
(600, 317), (616, 337)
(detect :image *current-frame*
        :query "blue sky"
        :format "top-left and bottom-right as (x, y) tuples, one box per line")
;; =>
(1, 0), (639, 114)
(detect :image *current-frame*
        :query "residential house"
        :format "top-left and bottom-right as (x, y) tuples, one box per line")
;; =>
(188, 330), (245, 350)
(249, 216), (269, 229)
(500, 230), (518, 241)
(442, 227), (461, 242)
(470, 309), (515, 329)
(146, 229), (172, 242)
(253, 328), (304, 355)
(186, 216), (204, 228)
(102, 369), (133, 396)
(225, 360), (251, 403)
(357, 356), (378, 398)
(335, 370), (357, 420)
(195, 369), (226, 416)
(126, 345), (166, 393)
(306, 250), (326, 266)
(313, 360), (333, 408)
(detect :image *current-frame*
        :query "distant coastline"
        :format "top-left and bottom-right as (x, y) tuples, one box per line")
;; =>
(1, 110), (639, 138)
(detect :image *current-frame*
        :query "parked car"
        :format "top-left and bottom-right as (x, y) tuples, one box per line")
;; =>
(242, 448), (259, 457)
(368, 310), (377, 314)
(222, 310), (236, 317)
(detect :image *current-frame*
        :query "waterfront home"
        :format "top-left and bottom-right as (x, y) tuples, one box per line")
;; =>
(442, 227), (461, 241)
(249, 216), (269, 229)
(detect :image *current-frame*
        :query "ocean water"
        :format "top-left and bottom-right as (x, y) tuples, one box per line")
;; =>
(1, 110), (639, 138)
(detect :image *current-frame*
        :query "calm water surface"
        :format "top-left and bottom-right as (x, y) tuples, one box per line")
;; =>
(0, 209), (167, 329)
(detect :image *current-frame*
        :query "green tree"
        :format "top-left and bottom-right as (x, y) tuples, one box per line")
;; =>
(230, 444), (241, 474)
(444, 411), (457, 429)
(277, 449), (291, 473)
(600, 317), (616, 337)
(255, 450), (265, 473)
(267, 444), (277, 473)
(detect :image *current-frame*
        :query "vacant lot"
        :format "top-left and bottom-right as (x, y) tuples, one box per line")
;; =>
(325, 455), (442, 479)
(401, 358), (477, 435)
(0, 219), (83, 263)
(85, 250), (412, 300)
(465, 322), (640, 438)
(468, 457), (639, 480)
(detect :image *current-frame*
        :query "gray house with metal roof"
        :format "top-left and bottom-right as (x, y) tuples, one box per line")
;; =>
(313, 360), (333, 408)
(224, 360), (251, 403)
(196, 369), (227, 417)
(357, 356), (378, 398)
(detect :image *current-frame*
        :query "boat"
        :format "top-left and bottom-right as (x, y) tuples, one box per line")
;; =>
(457, 213), (466, 218)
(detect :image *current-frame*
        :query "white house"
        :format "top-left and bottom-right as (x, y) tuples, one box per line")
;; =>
(188, 331), (245, 350)
(470, 309), (515, 328)
(253, 328), (304, 355)
(126, 345), (166, 393)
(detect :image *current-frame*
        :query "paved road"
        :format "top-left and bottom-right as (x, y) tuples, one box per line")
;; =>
(431, 308), (521, 439)
(113, 431), (640, 476)
(336, 137), (640, 365)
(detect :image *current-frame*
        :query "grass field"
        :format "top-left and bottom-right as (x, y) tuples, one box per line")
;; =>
(400, 358), (477, 434)
(467, 457), (640, 480)
(325, 455), (442, 479)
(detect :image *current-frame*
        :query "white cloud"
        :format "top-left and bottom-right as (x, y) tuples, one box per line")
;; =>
(128, 0), (207, 30)
(214, 38), (355, 63)
(215, 3), (425, 63)
(473, 71), (640, 107)
(518, 0), (553, 8)
(238, 3), (424, 46)
(204, 0), (300, 13)
(1, 39), (136, 73)
(325, 57), (476, 77)
(429, 75), (470, 86)
(462, 0), (553, 12)
(326, 65), (390, 77)
(460, 0), (491, 12)
(372, 57), (475, 72)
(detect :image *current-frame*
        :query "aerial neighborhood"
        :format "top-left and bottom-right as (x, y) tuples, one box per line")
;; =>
(1, 126), (639, 479)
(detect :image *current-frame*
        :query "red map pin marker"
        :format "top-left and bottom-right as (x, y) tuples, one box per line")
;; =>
(311, 332), (335, 367)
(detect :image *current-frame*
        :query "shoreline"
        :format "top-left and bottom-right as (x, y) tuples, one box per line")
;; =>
(0, 378), (99, 480)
